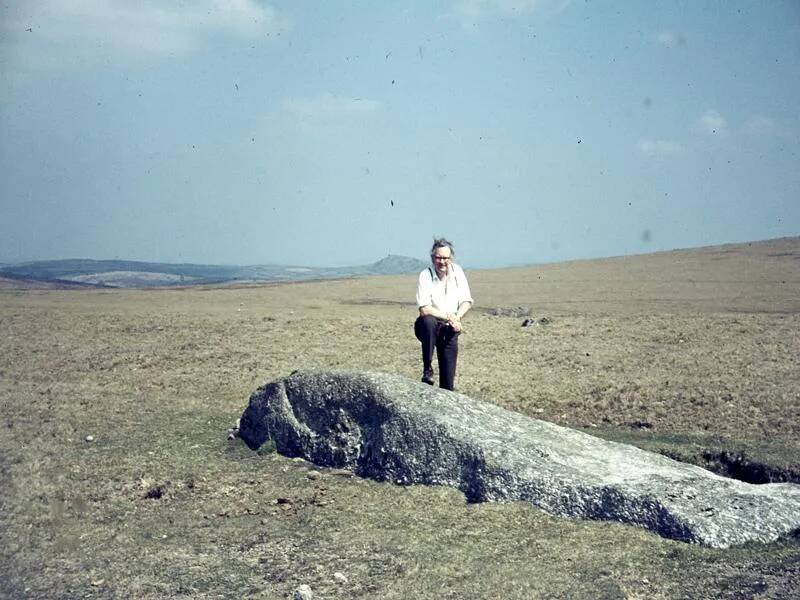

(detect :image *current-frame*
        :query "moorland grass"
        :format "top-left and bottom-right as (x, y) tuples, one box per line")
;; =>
(1, 239), (799, 598)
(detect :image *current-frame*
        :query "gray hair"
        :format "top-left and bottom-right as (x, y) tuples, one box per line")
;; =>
(430, 237), (455, 257)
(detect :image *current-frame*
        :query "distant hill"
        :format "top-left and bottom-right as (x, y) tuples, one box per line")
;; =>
(368, 254), (430, 275)
(0, 255), (429, 289)
(0, 275), (105, 290)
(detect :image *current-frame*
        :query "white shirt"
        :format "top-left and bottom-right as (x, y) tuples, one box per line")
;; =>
(416, 263), (473, 315)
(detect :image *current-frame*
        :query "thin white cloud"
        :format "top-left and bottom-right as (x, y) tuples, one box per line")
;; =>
(283, 93), (382, 121)
(695, 110), (728, 135)
(638, 139), (684, 157)
(654, 31), (685, 48)
(1, 0), (287, 74)
(450, 0), (558, 28)
(656, 31), (676, 46)
(456, 0), (540, 16)
(744, 115), (778, 136)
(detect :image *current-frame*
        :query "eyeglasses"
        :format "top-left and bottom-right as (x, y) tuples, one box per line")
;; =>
(432, 255), (451, 261)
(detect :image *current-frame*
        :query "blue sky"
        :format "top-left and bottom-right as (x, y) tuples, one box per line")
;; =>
(1, 1), (798, 268)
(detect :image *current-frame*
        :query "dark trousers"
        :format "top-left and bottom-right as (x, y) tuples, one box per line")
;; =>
(414, 315), (459, 391)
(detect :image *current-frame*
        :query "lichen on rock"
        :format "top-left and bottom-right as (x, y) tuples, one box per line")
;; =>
(239, 370), (800, 549)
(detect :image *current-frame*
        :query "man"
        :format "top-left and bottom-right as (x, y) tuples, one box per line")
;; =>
(414, 238), (473, 391)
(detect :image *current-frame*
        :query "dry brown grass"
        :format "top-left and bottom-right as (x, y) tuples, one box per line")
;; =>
(1, 237), (799, 598)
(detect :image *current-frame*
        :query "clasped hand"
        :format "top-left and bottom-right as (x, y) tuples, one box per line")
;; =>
(446, 313), (462, 333)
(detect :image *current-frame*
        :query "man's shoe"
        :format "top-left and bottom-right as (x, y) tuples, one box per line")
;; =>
(422, 367), (434, 386)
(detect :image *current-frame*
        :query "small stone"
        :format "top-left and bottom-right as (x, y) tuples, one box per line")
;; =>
(307, 471), (320, 480)
(294, 584), (313, 600)
(145, 485), (164, 499)
(90, 579), (104, 587)
(333, 572), (348, 585)
(260, 518), (269, 525)
(85, 435), (94, 442)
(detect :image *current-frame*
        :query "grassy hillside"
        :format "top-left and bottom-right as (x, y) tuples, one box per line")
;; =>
(1, 237), (798, 598)
(0, 255), (428, 288)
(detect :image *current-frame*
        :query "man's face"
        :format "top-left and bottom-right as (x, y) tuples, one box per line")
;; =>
(431, 246), (452, 276)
